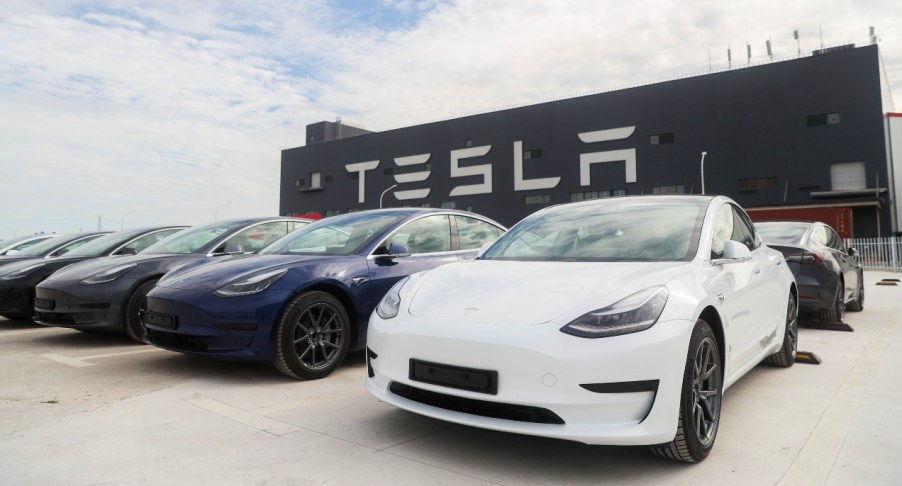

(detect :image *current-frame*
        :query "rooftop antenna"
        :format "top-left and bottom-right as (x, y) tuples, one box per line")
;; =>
(746, 43), (751, 65)
(727, 45), (732, 69)
(819, 24), (824, 48)
(766, 39), (773, 61)
(870, 26), (878, 44)
(708, 49), (712, 72)
(794, 29), (800, 55)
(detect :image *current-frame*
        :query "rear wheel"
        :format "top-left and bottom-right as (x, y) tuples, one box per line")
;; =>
(846, 276), (864, 312)
(818, 281), (845, 323)
(764, 294), (797, 367)
(273, 291), (350, 380)
(123, 279), (157, 343)
(650, 319), (722, 463)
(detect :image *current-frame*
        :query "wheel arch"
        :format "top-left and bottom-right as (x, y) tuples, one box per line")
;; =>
(698, 306), (725, 371)
(120, 274), (166, 321)
(294, 282), (360, 345)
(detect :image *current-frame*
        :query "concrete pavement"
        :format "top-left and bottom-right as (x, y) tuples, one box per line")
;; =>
(1, 271), (900, 485)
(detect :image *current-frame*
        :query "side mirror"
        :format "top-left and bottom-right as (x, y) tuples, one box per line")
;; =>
(223, 242), (245, 255)
(378, 243), (411, 259)
(116, 247), (138, 256)
(5, 249), (19, 255)
(54, 248), (69, 257)
(722, 240), (752, 260)
(476, 241), (495, 259)
(848, 247), (858, 257)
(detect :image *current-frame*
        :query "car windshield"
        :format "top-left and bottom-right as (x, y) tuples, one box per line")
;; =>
(261, 213), (404, 256)
(64, 231), (141, 257)
(142, 222), (235, 255)
(755, 223), (809, 245)
(14, 235), (76, 257)
(482, 198), (707, 262)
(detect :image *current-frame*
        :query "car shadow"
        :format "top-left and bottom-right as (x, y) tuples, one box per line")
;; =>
(0, 317), (42, 330)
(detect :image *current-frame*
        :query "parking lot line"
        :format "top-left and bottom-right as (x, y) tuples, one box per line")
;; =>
(40, 347), (166, 368)
(40, 353), (95, 368)
(0, 328), (65, 338)
(186, 395), (300, 437)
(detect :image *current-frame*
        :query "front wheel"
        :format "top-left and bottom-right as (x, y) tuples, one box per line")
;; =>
(764, 294), (797, 367)
(650, 319), (722, 463)
(123, 279), (157, 343)
(273, 291), (350, 380)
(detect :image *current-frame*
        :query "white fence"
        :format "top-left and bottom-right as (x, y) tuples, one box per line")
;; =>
(846, 237), (902, 272)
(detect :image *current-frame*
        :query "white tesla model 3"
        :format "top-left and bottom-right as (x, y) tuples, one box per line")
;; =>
(365, 195), (797, 462)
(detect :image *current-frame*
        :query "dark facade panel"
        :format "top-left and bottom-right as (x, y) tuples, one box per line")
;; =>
(281, 45), (893, 236)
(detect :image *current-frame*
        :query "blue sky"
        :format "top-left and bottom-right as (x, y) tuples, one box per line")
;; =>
(1, 0), (901, 237)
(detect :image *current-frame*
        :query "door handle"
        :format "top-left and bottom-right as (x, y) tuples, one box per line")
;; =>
(754, 267), (761, 275)
(717, 292), (725, 302)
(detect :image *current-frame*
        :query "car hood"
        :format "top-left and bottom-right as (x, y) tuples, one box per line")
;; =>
(42, 253), (197, 283)
(156, 254), (338, 290)
(0, 256), (93, 277)
(407, 260), (688, 325)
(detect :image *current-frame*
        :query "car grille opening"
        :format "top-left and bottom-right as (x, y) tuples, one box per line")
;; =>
(146, 329), (208, 352)
(35, 312), (75, 325)
(389, 382), (565, 425)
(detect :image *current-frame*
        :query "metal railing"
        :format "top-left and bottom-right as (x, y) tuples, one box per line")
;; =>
(846, 237), (902, 272)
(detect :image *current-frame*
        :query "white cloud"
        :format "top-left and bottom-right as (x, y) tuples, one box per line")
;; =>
(0, 0), (900, 237)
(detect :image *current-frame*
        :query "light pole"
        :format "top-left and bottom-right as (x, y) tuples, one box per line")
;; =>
(214, 201), (232, 220)
(120, 210), (136, 230)
(700, 151), (708, 195)
(379, 184), (398, 209)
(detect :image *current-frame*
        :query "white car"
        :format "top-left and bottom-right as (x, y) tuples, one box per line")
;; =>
(365, 195), (797, 462)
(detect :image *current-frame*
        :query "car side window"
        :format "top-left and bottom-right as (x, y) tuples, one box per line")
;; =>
(730, 206), (759, 251)
(384, 215), (451, 255)
(810, 226), (828, 247)
(10, 240), (44, 252)
(122, 229), (183, 253)
(825, 227), (846, 253)
(454, 216), (503, 250)
(710, 204), (734, 259)
(222, 222), (294, 253)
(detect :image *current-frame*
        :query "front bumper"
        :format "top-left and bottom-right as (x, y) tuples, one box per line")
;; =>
(365, 312), (694, 446)
(143, 286), (291, 363)
(32, 285), (122, 331)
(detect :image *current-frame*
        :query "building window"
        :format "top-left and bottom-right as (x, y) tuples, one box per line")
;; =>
(570, 189), (626, 202)
(440, 201), (456, 209)
(650, 132), (674, 144)
(523, 148), (543, 159)
(524, 194), (551, 205)
(295, 178), (305, 187)
(652, 185), (685, 195)
(324, 174), (333, 182)
(830, 161), (866, 190)
(309, 172), (321, 188)
(420, 203), (431, 208)
(465, 139), (473, 147)
(807, 112), (840, 126)
(346, 208), (359, 213)
(323, 209), (341, 217)
(465, 205), (473, 212)
(738, 177), (777, 191)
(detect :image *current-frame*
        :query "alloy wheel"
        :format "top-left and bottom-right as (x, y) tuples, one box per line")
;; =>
(691, 336), (721, 446)
(290, 302), (344, 370)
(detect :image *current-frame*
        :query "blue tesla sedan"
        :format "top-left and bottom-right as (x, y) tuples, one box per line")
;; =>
(144, 208), (506, 379)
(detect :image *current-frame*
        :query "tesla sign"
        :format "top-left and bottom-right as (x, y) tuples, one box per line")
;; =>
(345, 126), (636, 204)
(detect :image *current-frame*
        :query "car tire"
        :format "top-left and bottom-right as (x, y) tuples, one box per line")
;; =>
(846, 276), (864, 312)
(818, 281), (845, 323)
(123, 279), (157, 343)
(649, 319), (722, 463)
(764, 294), (798, 367)
(273, 291), (350, 380)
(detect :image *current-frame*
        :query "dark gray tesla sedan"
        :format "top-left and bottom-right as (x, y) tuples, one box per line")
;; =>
(756, 221), (863, 323)
(33, 217), (311, 341)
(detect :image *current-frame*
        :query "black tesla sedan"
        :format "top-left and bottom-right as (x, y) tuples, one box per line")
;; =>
(0, 230), (111, 284)
(33, 217), (310, 341)
(0, 226), (185, 320)
(756, 221), (863, 322)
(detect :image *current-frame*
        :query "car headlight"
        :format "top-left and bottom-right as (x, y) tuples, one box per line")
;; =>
(560, 286), (669, 338)
(213, 268), (288, 297)
(1, 263), (45, 280)
(376, 276), (410, 319)
(80, 263), (137, 285)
